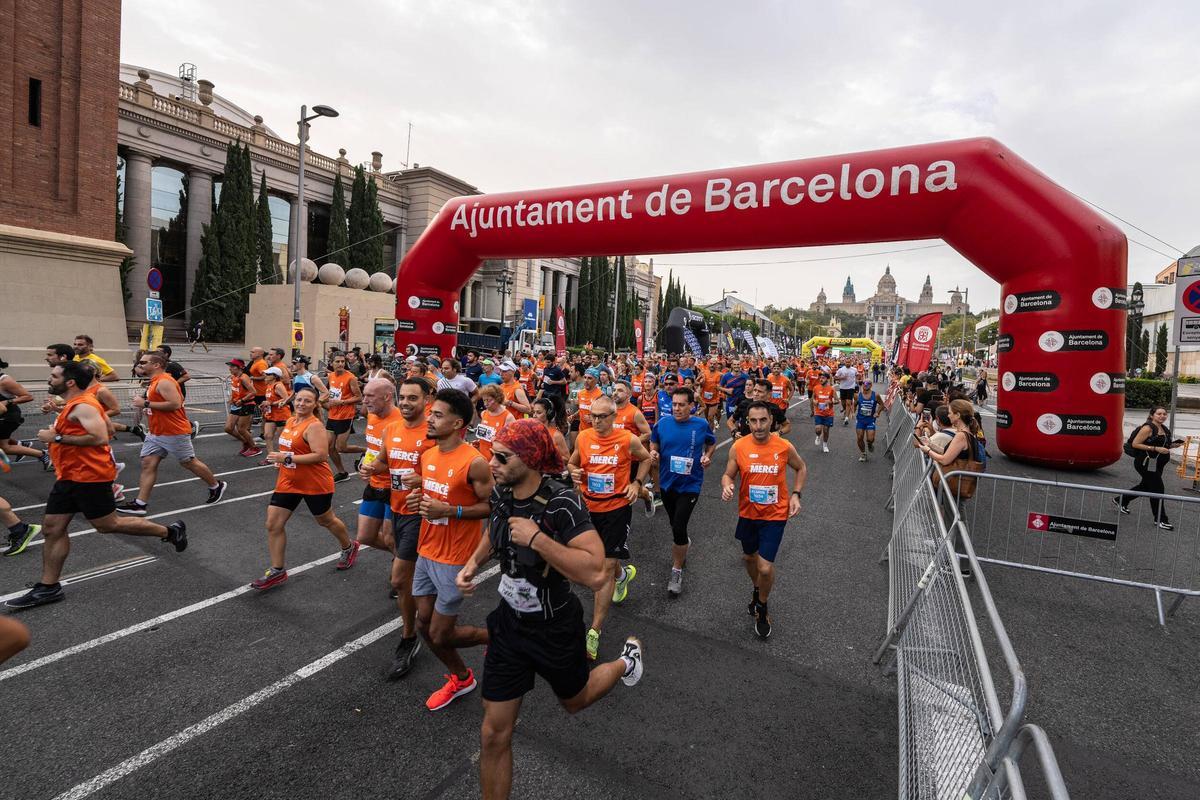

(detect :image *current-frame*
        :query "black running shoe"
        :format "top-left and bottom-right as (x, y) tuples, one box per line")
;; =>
(116, 500), (148, 516)
(747, 587), (761, 617)
(333, 472), (350, 483)
(386, 636), (422, 681)
(206, 481), (228, 505)
(39, 451), (53, 471)
(5, 582), (64, 609)
(164, 520), (188, 553)
(130, 425), (147, 442)
(754, 603), (772, 639)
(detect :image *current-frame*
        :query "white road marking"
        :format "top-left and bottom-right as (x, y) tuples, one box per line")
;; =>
(49, 617), (405, 800)
(11, 464), (271, 512)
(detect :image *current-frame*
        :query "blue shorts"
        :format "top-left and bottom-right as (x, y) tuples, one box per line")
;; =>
(735, 517), (787, 563)
(359, 487), (394, 521)
(814, 415), (834, 427)
(855, 416), (877, 431)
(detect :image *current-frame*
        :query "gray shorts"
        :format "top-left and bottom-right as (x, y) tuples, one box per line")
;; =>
(141, 433), (195, 462)
(412, 555), (465, 616)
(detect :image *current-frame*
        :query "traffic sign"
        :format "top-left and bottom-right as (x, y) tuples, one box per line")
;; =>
(146, 298), (163, 323)
(147, 268), (163, 292)
(292, 322), (305, 349)
(148, 290), (160, 299)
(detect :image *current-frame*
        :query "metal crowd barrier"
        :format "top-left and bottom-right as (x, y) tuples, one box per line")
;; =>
(878, 398), (1069, 800)
(14, 376), (231, 434)
(939, 469), (1200, 626)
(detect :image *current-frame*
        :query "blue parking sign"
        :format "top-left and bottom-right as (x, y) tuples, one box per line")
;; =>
(146, 298), (163, 323)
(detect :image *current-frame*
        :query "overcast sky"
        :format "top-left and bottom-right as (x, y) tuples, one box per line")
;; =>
(122, 0), (1194, 313)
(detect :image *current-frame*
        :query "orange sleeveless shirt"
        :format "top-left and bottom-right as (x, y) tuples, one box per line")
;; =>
(733, 435), (791, 521)
(146, 374), (191, 436)
(275, 415), (334, 495)
(575, 427), (634, 513)
(417, 441), (486, 565)
(52, 393), (117, 484)
(382, 416), (436, 513)
(326, 371), (358, 420)
(363, 407), (404, 490)
(473, 407), (514, 462)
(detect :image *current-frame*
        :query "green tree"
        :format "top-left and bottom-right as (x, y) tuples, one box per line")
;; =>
(1139, 328), (1151, 372)
(192, 141), (256, 339)
(347, 166), (369, 269)
(575, 257), (592, 345)
(327, 173), (349, 264)
(190, 223), (238, 338)
(1154, 322), (1169, 376)
(365, 176), (386, 273)
(255, 172), (278, 284)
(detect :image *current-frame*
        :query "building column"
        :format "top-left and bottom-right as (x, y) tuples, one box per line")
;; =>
(287, 195), (308, 272)
(123, 150), (154, 319)
(185, 168), (214, 321)
(556, 270), (567, 311)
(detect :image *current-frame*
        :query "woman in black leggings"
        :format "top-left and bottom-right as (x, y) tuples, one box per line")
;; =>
(1116, 406), (1181, 530)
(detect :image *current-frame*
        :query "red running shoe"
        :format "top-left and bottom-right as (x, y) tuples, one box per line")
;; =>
(251, 568), (288, 591)
(336, 541), (360, 570)
(426, 669), (476, 711)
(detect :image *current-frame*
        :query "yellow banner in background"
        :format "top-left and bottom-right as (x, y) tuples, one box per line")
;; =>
(139, 324), (164, 351)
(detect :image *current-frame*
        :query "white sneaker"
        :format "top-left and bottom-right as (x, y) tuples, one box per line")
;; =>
(822, 443), (830, 453)
(620, 637), (644, 686)
(815, 435), (821, 447)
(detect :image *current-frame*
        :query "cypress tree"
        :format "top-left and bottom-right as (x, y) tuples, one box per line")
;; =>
(1155, 322), (1169, 376)
(1139, 328), (1151, 372)
(193, 141), (256, 339)
(191, 222), (237, 338)
(347, 166), (368, 269)
(366, 176), (386, 273)
(327, 174), (349, 264)
(256, 172), (277, 284)
(578, 257), (593, 345)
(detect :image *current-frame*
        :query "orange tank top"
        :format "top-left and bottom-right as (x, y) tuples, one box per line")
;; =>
(52, 393), (117, 484)
(275, 415), (334, 495)
(500, 380), (524, 409)
(230, 374), (255, 407)
(473, 407), (514, 462)
(383, 416), (436, 513)
(699, 370), (721, 404)
(612, 403), (640, 434)
(326, 371), (357, 420)
(146, 374), (191, 436)
(363, 407), (404, 490)
(812, 385), (835, 417)
(768, 375), (790, 408)
(248, 358), (268, 396)
(417, 441), (486, 565)
(734, 435), (791, 521)
(266, 382), (291, 422)
(576, 386), (603, 429)
(575, 427), (634, 513)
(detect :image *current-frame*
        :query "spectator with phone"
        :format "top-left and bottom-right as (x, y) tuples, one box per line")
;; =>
(1116, 405), (1182, 530)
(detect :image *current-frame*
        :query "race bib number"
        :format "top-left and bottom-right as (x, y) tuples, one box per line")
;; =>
(772, 389), (783, 399)
(587, 472), (616, 495)
(498, 574), (543, 613)
(389, 467), (414, 491)
(749, 485), (778, 505)
(476, 423), (495, 442)
(329, 387), (342, 400)
(703, 391), (714, 401)
(817, 402), (829, 412)
(669, 455), (694, 475)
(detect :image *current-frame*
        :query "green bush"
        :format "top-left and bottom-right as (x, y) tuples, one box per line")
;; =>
(1124, 378), (1171, 408)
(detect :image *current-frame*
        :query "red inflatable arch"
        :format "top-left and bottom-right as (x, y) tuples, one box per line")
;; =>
(396, 137), (1126, 469)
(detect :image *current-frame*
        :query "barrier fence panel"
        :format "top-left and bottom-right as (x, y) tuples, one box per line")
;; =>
(13, 377), (231, 436)
(938, 470), (1200, 625)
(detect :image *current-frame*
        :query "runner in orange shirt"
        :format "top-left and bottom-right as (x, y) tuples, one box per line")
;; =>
(258, 368), (292, 465)
(223, 358), (261, 457)
(698, 360), (724, 431)
(721, 401), (807, 639)
(612, 381), (655, 514)
(766, 364), (792, 411)
(117, 352), (225, 515)
(572, 369), (603, 433)
(475, 384), (516, 462)
(251, 385), (357, 590)
(568, 395), (652, 660)
(406, 388), (493, 711)
(5, 362), (187, 609)
(810, 372), (837, 453)
(499, 363), (532, 417)
(324, 353), (364, 481)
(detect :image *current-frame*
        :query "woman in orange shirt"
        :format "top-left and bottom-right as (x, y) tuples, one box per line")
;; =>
(474, 384), (515, 462)
(253, 385), (356, 590)
(258, 368), (292, 466)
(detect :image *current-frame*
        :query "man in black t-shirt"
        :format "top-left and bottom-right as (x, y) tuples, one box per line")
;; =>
(539, 354), (568, 399)
(456, 419), (643, 800)
(730, 380), (788, 438)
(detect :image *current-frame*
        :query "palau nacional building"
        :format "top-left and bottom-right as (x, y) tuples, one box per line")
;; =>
(1, 1), (658, 378)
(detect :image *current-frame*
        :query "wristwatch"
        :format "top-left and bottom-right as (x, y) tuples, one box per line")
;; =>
(283, 454), (294, 466)
(791, 490), (802, 498)
(54, 434), (64, 444)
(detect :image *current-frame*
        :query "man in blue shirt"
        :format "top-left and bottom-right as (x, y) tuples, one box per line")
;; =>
(650, 385), (716, 598)
(656, 373), (678, 421)
(719, 367), (748, 419)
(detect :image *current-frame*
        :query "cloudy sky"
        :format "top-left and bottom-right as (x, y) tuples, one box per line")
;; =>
(122, 0), (1193, 313)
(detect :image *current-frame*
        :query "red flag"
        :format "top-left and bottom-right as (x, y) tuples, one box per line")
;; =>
(896, 324), (911, 366)
(901, 312), (942, 373)
(633, 319), (645, 359)
(554, 306), (567, 357)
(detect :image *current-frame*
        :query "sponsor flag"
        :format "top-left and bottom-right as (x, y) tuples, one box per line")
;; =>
(554, 305), (567, 357)
(896, 324), (912, 366)
(633, 319), (645, 359)
(901, 312), (942, 373)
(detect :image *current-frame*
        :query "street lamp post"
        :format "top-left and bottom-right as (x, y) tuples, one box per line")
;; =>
(495, 267), (515, 341)
(290, 103), (339, 359)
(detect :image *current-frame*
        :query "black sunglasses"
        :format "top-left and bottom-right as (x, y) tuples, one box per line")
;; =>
(493, 450), (512, 464)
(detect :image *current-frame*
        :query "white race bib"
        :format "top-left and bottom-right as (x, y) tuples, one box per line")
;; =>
(329, 387), (342, 400)
(389, 467), (414, 491)
(669, 455), (694, 475)
(749, 485), (778, 505)
(587, 472), (616, 495)
(476, 423), (495, 442)
(498, 574), (543, 613)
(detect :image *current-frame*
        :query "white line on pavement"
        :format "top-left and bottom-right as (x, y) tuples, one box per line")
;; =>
(50, 617), (405, 800)
(11, 464), (271, 512)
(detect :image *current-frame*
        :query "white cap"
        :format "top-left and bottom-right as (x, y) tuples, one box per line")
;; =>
(265, 367), (284, 378)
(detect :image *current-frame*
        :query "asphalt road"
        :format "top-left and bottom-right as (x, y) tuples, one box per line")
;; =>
(1, 395), (1196, 799)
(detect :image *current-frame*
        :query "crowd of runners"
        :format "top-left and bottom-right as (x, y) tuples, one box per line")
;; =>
(2, 337), (945, 798)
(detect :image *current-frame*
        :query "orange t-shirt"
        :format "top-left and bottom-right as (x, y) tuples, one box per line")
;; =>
(417, 442), (486, 565)
(575, 427), (634, 513)
(248, 358), (269, 396)
(699, 369), (722, 405)
(576, 386), (603, 429)
(733, 434), (791, 521)
(326, 370), (358, 420)
(363, 407), (404, 490)
(767, 375), (790, 409)
(52, 393), (117, 484)
(146, 374), (191, 436)
(275, 416), (334, 495)
(381, 417), (436, 513)
(630, 373), (644, 397)
(811, 385), (836, 417)
(474, 407), (514, 462)
(265, 382), (291, 423)
(612, 403), (641, 434)
(500, 380), (526, 413)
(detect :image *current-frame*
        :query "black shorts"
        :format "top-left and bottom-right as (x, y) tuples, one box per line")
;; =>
(228, 404), (255, 417)
(45, 479), (116, 520)
(589, 505), (632, 560)
(269, 492), (333, 516)
(481, 595), (589, 702)
(839, 388), (856, 401)
(325, 418), (355, 435)
(0, 409), (23, 440)
(392, 513), (421, 561)
(254, 396), (267, 406)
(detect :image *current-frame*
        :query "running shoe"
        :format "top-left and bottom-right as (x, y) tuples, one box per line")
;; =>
(115, 461), (126, 475)
(4, 581), (64, 609)
(642, 488), (656, 518)
(258, 458), (273, 467)
(754, 603), (772, 639)
(426, 669), (476, 711)
(386, 636), (422, 680)
(612, 564), (637, 604)
(116, 500), (148, 516)
(586, 628), (600, 661)
(39, 450), (53, 471)
(620, 637), (644, 686)
(334, 472), (350, 482)
(130, 425), (146, 442)
(164, 520), (188, 552)
(389, 588), (399, 600)
(244, 446), (263, 458)
(112, 483), (126, 503)
(190, 421), (201, 440)
(858, 454), (867, 462)
(3, 523), (41, 557)
(336, 541), (360, 570)
(206, 481), (228, 505)
(843, 417), (849, 426)
(1157, 521), (1175, 531)
(822, 443), (830, 453)
(814, 435), (821, 447)
(747, 587), (760, 617)
(667, 568), (683, 598)
(251, 567), (288, 591)
(1111, 497), (1130, 515)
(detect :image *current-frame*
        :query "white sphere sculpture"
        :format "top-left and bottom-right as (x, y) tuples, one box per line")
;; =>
(317, 263), (346, 286)
(368, 272), (392, 292)
(344, 268), (370, 290)
(288, 258), (318, 282)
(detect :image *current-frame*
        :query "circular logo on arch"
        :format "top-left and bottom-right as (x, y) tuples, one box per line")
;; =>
(1004, 295), (1018, 314)
(432, 321), (445, 335)
(913, 325), (934, 344)
(1092, 287), (1113, 309)
(634, 325), (642, 340)
(453, 301), (461, 314)
(558, 315), (566, 333)
(1038, 331), (1064, 352)
(1090, 372), (1112, 394)
(1184, 280), (1200, 314)
(1037, 413), (1063, 435)
(1001, 371), (1016, 392)
(407, 295), (421, 310)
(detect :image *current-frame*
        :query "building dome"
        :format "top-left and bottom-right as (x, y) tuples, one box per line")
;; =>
(877, 265), (896, 295)
(817, 287), (826, 302)
(951, 289), (963, 306)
